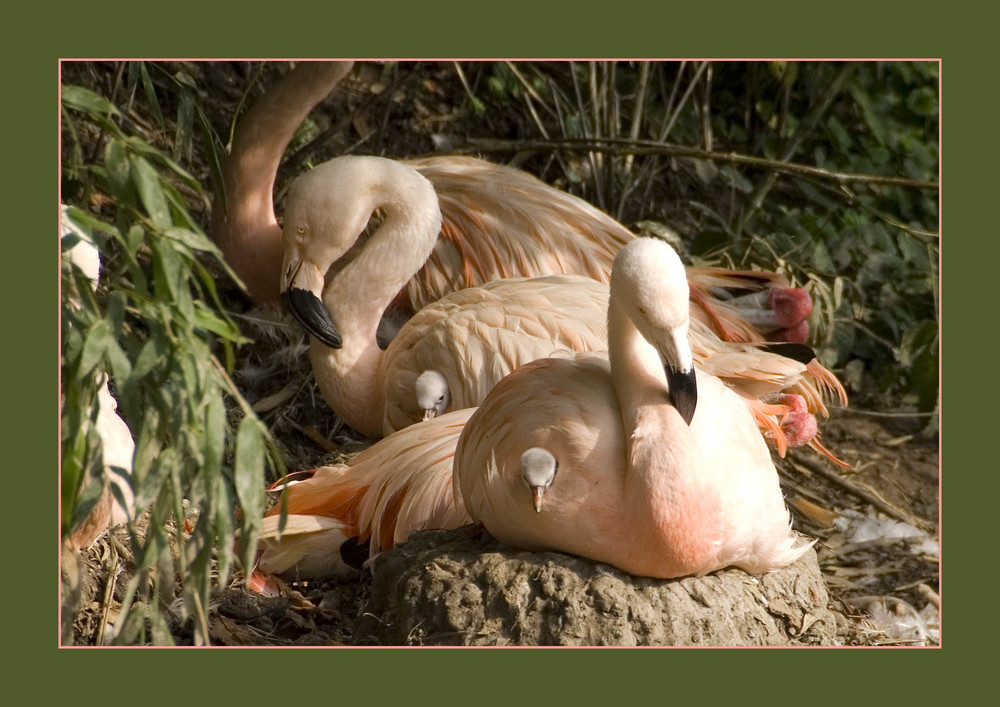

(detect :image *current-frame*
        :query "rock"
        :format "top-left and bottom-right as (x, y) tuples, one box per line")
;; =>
(357, 527), (859, 646)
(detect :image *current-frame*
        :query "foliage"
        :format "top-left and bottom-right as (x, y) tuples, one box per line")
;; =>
(469, 61), (939, 409)
(60, 67), (284, 645)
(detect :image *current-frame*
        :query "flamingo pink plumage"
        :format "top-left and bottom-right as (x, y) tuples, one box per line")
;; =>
(454, 238), (814, 578)
(254, 408), (473, 583)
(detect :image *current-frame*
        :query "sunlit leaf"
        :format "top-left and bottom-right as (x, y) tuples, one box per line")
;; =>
(61, 85), (121, 120)
(235, 418), (265, 570)
(130, 156), (171, 229)
(79, 320), (112, 378)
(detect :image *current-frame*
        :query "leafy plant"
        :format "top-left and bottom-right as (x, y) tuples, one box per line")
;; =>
(470, 61), (939, 409)
(60, 69), (284, 645)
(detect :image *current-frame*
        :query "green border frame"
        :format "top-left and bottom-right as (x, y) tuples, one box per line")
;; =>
(23, 0), (985, 700)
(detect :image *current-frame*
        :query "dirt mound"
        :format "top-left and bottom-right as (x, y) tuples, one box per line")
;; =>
(358, 527), (862, 646)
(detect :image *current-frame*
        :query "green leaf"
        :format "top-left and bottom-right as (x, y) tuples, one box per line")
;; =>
(906, 86), (938, 117)
(134, 447), (176, 511)
(70, 473), (107, 538)
(105, 338), (132, 385)
(214, 478), (235, 588)
(234, 417), (265, 569)
(150, 237), (185, 304)
(719, 165), (753, 194)
(174, 82), (196, 164)
(79, 320), (113, 378)
(163, 226), (221, 255)
(193, 304), (243, 341)
(826, 115), (851, 152)
(137, 61), (165, 128)
(203, 392), (225, 490)
(125, 137), (202, 192)
(130, 156), (171, 228)
(61, 85), (121, 120)
(104, 139), (132, 197)
(64, 206), (120, 239)
(848, 81), (886, 145)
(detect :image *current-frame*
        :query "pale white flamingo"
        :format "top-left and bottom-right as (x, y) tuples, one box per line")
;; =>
(62, 208), (135, 550)
(212, 60), (813, 346)
(453, 238), (814, 578)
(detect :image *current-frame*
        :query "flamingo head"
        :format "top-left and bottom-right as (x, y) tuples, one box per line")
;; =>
(520, 447), (558, 513)
(415, 370), (451, 422)
(612, 238), (699, 425)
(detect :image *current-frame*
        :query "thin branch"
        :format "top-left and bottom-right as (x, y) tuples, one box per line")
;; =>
(658, 61), (709, 143)
(622, 61), (651, 176)
(787, 453), (936, 534)
(504, 61), (558, 121)
(843, 408), (938, 418)
(440, 136), (938, 190)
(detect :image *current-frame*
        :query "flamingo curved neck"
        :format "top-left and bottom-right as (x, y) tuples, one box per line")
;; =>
(606, 300), (718, 574)
(314, 164), (442, 436)
(212, 62), (354, 303)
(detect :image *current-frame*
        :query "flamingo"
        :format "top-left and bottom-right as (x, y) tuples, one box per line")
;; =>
(453, 238), (814, 578)
(414, 370), (450, 422)
(280, 158), (845, 454)
(252, 237), (817, 586)
(212, 60), (813, 345)
(62, 208), (135, 550)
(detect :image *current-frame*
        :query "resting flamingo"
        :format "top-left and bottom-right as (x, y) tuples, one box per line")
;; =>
(212, 60), (813, 345)
(453, 238), (814, 578)
(280, 155), (846, 455)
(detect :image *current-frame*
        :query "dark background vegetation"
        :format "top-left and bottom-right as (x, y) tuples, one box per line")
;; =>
(59, 60), (938, 646)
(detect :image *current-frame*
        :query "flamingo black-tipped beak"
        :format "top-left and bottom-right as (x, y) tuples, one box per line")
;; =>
(282, 288), (342, 349)
(665, 364), (698, 426)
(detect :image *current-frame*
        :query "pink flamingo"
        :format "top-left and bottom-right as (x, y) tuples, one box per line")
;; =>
(453, 238), (814, 578)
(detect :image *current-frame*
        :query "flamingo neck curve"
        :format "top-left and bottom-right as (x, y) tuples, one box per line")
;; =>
(211, 61), (354, 304)
(606, 298), (721, 577)
(312, 160), (442, 437)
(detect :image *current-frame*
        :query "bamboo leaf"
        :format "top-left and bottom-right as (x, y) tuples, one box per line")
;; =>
(61, 85), (121, 120)
(130, 155), (171, 229)
(173, 79), (196, 163)
(214, 478), (234, 588)
(234, 418), (265, 570)
(134, 447), (175, 511)
(137, 61), (165, 128)
(79, 320), (112, 378)
(104, 139), (131, 196)
(163, 226), (221, 255)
